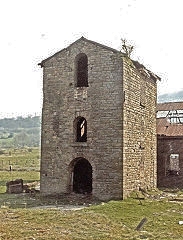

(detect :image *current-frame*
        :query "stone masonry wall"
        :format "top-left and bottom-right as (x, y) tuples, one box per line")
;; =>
(40, 38), (157, 200)
(40, 39), (124, 200)
(122, 57), (157, 198)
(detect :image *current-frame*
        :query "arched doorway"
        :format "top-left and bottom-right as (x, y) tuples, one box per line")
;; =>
(71, 158), (92, 194)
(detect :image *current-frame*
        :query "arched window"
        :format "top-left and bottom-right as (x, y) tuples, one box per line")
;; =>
(75, 53), (88, 87)
(74, 117), (87, 142)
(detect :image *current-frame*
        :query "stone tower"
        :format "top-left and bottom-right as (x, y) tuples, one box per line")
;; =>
(39, 37), (159, 200)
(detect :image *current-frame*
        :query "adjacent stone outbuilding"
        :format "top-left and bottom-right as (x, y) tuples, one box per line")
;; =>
(157, 102), (183, 188)
(39, 37), (159, 200)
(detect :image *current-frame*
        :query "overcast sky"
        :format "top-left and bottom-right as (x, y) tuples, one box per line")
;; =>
(0, 0), (182, 117)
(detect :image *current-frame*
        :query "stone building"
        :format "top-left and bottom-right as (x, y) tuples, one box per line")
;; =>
(39, 37), (159, 200)
(157, 102), (183, 188)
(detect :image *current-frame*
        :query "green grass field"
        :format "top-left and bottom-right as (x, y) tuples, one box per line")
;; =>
(0, 148), (40, 193)
(1, 197), (183, 239)
(1, 148), (183, 239)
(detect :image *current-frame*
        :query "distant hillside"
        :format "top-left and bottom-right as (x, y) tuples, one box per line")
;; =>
(0, 116), (40, 129)
(0, 115), (41, 149)
(158, 90), (183, 103)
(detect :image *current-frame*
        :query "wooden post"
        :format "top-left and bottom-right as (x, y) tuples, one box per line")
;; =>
(9, 165), (12, 181)
(135, 218), (148, 231)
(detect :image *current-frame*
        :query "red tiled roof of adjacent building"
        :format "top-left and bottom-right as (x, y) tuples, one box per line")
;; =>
(157, 118), (183, 136)
(157, 101), (183, 136)
(157, 102), (183, 111)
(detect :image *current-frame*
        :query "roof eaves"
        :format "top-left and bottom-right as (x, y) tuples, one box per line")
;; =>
(38, 37), (86, 67)
(38, 47), (67, 67)
(132, 60), (161, 82)
(38, 36), (123, 67)
(82, 37), (121, 54)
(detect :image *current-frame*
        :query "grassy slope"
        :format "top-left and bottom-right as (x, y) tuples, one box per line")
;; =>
(1, 199), (183, 240)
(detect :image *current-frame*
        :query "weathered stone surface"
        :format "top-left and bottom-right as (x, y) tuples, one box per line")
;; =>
(6, 179), (23, 194)
(40, 37), (157, 200)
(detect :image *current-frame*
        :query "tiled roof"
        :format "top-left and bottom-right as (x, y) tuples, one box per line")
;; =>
(157, 102), (183, 111)
(157, 118), (183, 136)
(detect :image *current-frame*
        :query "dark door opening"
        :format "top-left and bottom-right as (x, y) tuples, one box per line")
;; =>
(73, 158), (92, 194)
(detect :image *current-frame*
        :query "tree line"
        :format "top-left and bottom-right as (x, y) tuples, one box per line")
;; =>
(0, 115), (41, 148)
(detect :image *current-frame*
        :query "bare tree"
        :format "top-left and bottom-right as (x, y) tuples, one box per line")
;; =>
(121, 39), (134, 57)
